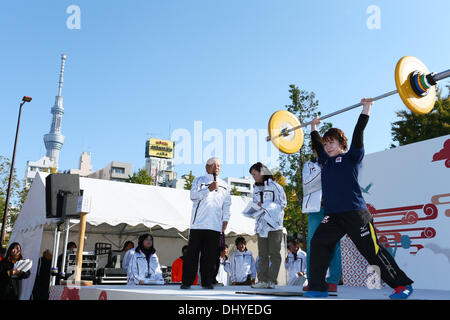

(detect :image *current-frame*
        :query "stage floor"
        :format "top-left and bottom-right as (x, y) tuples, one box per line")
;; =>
(49, 284), (450, 300)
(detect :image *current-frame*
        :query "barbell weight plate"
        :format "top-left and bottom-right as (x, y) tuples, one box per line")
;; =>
(395, 56), (436, 115)
(268, 110), (304, 154)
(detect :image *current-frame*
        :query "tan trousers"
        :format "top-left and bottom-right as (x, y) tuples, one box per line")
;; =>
(257, 230), (283, 283)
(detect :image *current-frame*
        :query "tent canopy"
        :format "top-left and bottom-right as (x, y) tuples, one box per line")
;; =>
(14, 171), (256, 236)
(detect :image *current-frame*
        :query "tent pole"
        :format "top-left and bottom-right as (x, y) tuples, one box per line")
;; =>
(49, 224), (62, 286)
(59, 218), (71, 282)
(74, 212), (90, 285)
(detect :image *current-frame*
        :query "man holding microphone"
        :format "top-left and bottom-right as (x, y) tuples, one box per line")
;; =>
(181, 157), (231, 289)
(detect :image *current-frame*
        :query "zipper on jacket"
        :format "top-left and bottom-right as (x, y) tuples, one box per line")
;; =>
(192, 200), (201, 224)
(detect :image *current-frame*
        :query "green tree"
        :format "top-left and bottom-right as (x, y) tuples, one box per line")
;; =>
(127, 168), (153, 185)
(183, 171), (195, 190)
(391, 86), (450, 147)
(278, 85), (332, 245)
(0, 155), (25, 242)
(9, 183), (29, 228)
(230, 186), (241, 196)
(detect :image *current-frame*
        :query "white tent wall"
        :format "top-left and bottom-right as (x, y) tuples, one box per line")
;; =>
(8, 172), (50, 300)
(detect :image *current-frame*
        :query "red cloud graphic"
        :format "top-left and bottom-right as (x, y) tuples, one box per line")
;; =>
(432, 139), (450, 168)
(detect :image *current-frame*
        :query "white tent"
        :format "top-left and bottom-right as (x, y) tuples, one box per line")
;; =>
(9, 172), (287, 300)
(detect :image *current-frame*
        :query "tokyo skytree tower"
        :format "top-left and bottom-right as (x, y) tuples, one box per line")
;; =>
(44, 53), (67, 169)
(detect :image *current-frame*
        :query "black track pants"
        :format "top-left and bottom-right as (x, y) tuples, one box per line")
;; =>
(182, 229), (221, 286)
(308, 210), (413, 292)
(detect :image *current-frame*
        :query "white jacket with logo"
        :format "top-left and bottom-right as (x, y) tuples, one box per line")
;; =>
(190, 174), (231, 233)
(229, 250), (256, 283)
(302, 160), (322, 213)
(127, 250), (164, 285)
(251, 179), (287, 237)
(284, 249), (307, 286)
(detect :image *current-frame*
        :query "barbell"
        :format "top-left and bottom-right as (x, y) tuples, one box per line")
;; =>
(267, 56), (450, 154)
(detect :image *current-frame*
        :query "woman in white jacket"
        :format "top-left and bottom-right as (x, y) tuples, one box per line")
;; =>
(285, 238), (307, 286)
(248, 162), (287, 289)
(127, 234), (164, 285)
(230, 237), (256, 285)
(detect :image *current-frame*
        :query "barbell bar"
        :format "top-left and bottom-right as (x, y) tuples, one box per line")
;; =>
(266, 56), (450, 154)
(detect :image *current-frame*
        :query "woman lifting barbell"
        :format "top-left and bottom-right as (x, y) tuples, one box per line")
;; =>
(305, 98), (414, 299)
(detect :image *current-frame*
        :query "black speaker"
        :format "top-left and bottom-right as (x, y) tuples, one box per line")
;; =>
(45, 174), (80, 219)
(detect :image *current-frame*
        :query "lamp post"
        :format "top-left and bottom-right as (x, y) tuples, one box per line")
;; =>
(1, 96), (32, 246)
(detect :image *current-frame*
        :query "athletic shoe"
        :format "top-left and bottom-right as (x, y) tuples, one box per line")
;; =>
(267, 282), (276, 289)
(180, 284), (191, 289)
(389, 285), (413, 299)
(303, 291), (329, 298)
(302, 285), (310, 291)
(251, 281), (269, 289)
(327, 283), (338, 292)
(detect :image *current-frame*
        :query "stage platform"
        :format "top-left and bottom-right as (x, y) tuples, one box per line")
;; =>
(49, 284), (450, 300)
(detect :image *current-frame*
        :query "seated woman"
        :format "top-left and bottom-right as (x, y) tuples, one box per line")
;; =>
(285, 238), (307, 286)
(229, 237), (256, 285)
(127, 234), (164, 285)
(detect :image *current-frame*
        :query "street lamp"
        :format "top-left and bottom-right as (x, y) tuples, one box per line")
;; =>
(1, 96), (32, 246)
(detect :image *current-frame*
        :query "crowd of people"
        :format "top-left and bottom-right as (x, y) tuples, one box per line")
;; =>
(0, 99), (414, 300)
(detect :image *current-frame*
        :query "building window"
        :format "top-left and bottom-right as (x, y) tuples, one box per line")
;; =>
(112, 167), (125, 174)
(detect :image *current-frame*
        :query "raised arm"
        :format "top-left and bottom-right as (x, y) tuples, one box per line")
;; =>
(310, 116), (326, 158)
(351, 98), (373, 149)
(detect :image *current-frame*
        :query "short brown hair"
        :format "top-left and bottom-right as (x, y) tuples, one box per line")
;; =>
(322, 128), (348, 151)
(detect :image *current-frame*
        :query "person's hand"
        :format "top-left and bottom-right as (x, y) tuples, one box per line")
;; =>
(222, 221), (228, 233)
(257, 202), (262, 208)
(311, 115), (321, 131)
(361, 98), (373, 115)
(361, 98), (373, 107)
(285, 256), (289, 263)
(208, 181), (219, 192)
(10, 269), (20, 276)
(297, 272), (305, 277)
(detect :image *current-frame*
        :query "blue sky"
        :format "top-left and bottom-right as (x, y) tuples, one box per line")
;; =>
(1, 0), (449, 182)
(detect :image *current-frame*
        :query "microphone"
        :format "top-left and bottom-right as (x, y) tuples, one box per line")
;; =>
(213, 173), (218, 192)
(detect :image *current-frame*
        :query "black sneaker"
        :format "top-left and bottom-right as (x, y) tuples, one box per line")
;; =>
(180, 284), (191, 289)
